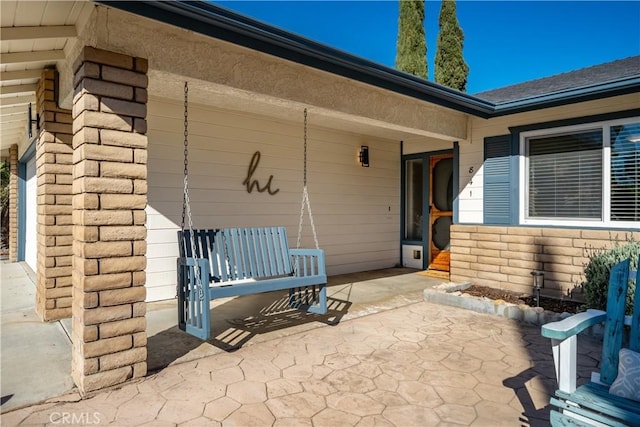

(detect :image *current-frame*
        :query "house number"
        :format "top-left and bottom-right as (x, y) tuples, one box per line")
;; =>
(243, 151), (280, 195)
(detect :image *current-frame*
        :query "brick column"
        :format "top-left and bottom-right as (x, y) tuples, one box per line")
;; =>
(35, 69), (74, 321)
(71, 47), (148, 393)
(8, 144), (18, 262)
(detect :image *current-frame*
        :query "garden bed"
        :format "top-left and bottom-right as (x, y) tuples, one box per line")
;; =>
(423, 282), (592, 328)
(464, 285), (584, 314)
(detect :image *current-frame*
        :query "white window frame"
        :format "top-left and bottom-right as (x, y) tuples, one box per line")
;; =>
(519, 116), (639, 228)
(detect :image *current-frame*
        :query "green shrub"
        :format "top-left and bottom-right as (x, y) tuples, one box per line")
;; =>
(583, 240), (639, 314)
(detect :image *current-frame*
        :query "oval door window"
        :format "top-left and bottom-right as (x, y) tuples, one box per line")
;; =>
(433, 158), (453, 212)
(432, 216), (452, 250)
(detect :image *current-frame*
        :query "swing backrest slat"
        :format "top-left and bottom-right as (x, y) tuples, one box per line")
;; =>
(213, 230), (227, 282)
(179, 227), (295, 283)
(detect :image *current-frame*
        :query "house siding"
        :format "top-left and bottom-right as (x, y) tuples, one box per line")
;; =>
(453, 93), (640, 296)
(146, 97), (401, 301)
(458, 93), (640, 224)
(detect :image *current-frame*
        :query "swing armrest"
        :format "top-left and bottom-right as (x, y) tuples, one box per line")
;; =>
(177, 257), (212, 284)
(290, 249), (326, 277)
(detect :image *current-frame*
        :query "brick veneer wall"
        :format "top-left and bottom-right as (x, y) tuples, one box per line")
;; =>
(8, 144), (18, 262)
(71, 47), (148, 393)
(35, 69), (74, 321)
(450, 224), (640, 298)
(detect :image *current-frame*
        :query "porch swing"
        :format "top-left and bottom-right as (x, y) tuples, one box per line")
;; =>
(176, 82), (328, 340)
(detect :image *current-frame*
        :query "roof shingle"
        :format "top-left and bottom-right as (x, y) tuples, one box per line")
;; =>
(474, 56), (640, 104)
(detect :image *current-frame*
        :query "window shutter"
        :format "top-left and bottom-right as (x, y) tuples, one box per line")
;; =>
(484, 135), (512, 224)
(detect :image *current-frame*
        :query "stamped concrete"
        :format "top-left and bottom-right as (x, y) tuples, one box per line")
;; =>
(2, 297), (601, 426)
(1, 264), (439, 414)
(1, 262), (603, 426)
(144, 267), (440, 371)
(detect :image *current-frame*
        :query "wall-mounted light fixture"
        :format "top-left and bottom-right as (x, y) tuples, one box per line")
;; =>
(358, 145), (369, 167)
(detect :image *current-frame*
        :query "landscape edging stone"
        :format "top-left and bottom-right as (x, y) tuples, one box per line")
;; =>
(423, 282), (605, 338)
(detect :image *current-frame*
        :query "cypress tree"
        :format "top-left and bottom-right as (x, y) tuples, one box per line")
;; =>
(395, 0), (427, 79)
(434, 0), (469, 91)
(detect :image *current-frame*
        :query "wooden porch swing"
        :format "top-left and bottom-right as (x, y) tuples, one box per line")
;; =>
(176, 83), (327, 340)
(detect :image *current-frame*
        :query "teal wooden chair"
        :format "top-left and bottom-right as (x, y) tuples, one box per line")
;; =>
(542, 256), (640, 426)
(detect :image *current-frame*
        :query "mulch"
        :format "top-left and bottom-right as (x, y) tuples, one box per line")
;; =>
(464, 285), (585, 314)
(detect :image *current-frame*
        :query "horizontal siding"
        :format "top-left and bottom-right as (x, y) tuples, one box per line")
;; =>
(458, 128), (484, 224)
(458, 94), (639, 225)
(146, 97), (401, 301)
(471, 93), (639, 138)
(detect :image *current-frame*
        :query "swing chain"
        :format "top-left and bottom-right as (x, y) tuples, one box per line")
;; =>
(297, 108), (319, 250)
(181, 82), (204, 301)
(181, 82), (189, 231)
(303, 108), (307, 187)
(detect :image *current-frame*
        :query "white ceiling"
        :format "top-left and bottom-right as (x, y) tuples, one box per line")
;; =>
(0, 1), (94, 155)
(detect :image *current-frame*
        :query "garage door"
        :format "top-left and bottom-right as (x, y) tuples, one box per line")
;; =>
(24, 154), (37, 272)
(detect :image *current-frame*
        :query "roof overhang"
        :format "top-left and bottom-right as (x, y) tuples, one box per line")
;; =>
(2, 0), (638, 156)
(98, 0), (640, 120)
(98, 0), (495, 118)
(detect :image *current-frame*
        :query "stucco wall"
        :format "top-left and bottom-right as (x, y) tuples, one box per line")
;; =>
(146, 96), (401, 301)
(57, 6), (468, 144)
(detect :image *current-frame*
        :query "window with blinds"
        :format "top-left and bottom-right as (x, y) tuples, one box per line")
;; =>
(521, 118), (639, 227)
(611, 122), (640, 222)
(527, 130), (602, 220)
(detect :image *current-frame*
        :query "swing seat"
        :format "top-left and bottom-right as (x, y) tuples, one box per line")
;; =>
(177, 226), (327, 340)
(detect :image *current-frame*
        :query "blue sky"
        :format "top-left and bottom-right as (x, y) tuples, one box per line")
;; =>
(213, 1), (640, 94)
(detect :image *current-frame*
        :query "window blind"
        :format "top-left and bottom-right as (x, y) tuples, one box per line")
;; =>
(528, 130), (602, 219)
(611, 123), (640, 222)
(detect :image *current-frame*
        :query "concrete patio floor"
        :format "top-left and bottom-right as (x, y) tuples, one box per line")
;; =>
(1, 261), (601, 426)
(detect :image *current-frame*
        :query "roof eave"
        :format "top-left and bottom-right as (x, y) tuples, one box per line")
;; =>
(97, 0), (495, 118)
(96, 0), (638, 121)
(490, 77), (640, 117)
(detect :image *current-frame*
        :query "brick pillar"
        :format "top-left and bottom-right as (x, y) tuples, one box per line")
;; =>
(8, 144), (18, 262)
(35, 69), (74, 321)
(71, 47), (148, 393)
